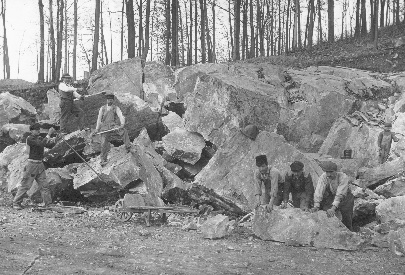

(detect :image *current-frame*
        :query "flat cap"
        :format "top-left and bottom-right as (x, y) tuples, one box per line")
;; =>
(255, 155), (268, 167)
(290, 161), (304, 172)
(29, 123), (41, 131)
(322, 161), (338, 172)
(241, 124), (259, 141)
(61, 73), (72, 79)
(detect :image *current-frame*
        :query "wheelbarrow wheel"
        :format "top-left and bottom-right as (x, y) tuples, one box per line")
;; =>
(113, 199), (133, 222)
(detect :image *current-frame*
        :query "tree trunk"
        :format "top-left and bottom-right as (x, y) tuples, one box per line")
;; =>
(374, 0), (378, 48)
(242, 0), (247, 60)
(91, 0), (100, 72)
(55, 0), (64, 80)
(370, 0), (375, 40)
(165, 0), (170, 65)
(278, 0), (281, 54)
(194, 0), (197, 63)
(297, 0), (302, 49)
(228, 0), (234, 60)
(49, 0), (56, 81)
(360, 0), (367, 36)
(317, 0), (323, 43)
(121, 0), (124, 60)
(355, 0), (360, 36)
(38, 0), (45, 83)
(327, 0), (334, 42)
(308, 0), (315, 48)
(141, 0), (151, 61)
(234, 0), (241, 60)
(73, 0), (77, 80)
(380, 0), (385, 27)
(293, 0), (297, 50)
(138, 0), (143, 57)
(189, 0), (192, 65)
(171, 0), (178, 66)
(249, 0), (254, 58)
(179, 3), (185, 65)
(285, 0), (290, 53)
(199, 0), (206, 63)
(395, 0), (399, 25)
(100, 1), (108, 65)
(212, 0), (216, 62)
(64, 0), (68, 73)
(126, 0), (136, 59)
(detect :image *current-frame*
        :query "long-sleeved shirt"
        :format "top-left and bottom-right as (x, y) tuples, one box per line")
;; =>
(254, 167), (283, 204)
(26, 134), (56, 161)
(58, 82), (82, 100)
(313, 172), (349, 208)
(283, 171), (314, 206)
(377, 130), (399, 150)
(95, 104), (125, 131)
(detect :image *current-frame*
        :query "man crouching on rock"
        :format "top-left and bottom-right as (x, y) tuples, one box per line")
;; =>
(310, 161), (355, 231)
(13, 124), (57, 210)
(254, 155), (284, 212)
(92, 93), (132, 166)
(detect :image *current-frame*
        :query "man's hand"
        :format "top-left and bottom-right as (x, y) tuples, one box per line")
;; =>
(309, 207), (319, 213)
(280, 202), (288, 209)
(265, 204), (273, 212)
(326, 206), (337, 218)
(48, 127), (56, 136)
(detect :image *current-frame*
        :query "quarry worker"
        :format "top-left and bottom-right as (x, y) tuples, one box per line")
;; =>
(92, 93), (132, 166)
(377, 122), (399, 164)
(310, 161), (354, 231)
(58, 73), (85, 134)
(281, 161), (314, 211)
(254, 155), (284, 212)
(12, 124), (57, 210)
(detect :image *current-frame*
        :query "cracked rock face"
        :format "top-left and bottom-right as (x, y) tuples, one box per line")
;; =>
(376, 196), (405, 223)
(0, 92), (37, 128)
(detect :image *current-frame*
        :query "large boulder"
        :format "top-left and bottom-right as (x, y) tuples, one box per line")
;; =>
(0, 92), (37, 128)
(161, 111), (184, 132)
(358, 158), (405, 188)
(194, 131), (324, 212)
(0, 143), (26, 192)
(143, 61), (176, 104)
(374, 177), (405, 198)
(42, 88), (61, 123)
(376, 196), (405, 223)
(353, 198), (382, 225)
(87, 58), (143, 98)
(183, 73), (286, 147)
(1, 123), (30, 142)
(318, 118), (381, 167)
(253, 207), (362, 251)
(162, 129), (206, 165)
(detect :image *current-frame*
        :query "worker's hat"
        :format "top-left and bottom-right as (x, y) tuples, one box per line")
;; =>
(322, 161), (338, 172)
(61, 73), (72, 80)
(241, 124), (260, 141)
(290, 161), (304, 172)
(255, 155), (268, 167)
(29, 123), (41, 131)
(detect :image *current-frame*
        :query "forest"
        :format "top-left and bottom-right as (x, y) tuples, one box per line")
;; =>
(0, 0), (404, 83)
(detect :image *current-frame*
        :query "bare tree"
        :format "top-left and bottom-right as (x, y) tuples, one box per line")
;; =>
(49, 0), (56, 81)
(138, 0), (143, 56)
(188, 0), (193, 65)
(1, 0), (10, 79)
(38, 0), (45, 83)
(141, 0), (151, 61)
(73, 0), (77, 79)
(360, 0), (367, 35)
(327, 0), (334, 42)
(171, 0), (178, 66)
(126, 0), (136, 59)
(199, 0), (206, 63)
(317, 0), (323, 43)
(91, 0), (100, 72)
(164, 0), (170, 65)
(55, 0), (64, 80)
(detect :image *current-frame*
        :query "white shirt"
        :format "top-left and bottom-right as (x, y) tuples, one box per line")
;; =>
(58, 82), (81, 99)
(95, 104), (125, 131)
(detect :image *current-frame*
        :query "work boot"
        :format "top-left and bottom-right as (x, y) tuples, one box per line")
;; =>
(12, 203), (23, 210)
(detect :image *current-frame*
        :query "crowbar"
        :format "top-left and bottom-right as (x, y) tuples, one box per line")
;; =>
(94, 127), (121, 135)
(59, 135), (106, 183)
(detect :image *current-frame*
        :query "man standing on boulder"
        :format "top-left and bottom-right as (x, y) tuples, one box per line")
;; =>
(13, 124), (57, 210)
(254, 155), (284, 212)
(58, 73), (85, 134)
(310, 161), (354, 231)
(92, 93), (132, 166)
(281, 161), (314, 211)
(377, 122), (399, 164)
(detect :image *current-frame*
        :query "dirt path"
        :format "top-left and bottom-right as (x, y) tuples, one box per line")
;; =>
(1, 204), (404, 275)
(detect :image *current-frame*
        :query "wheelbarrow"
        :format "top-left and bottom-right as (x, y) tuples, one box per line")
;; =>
(111, 198), (198, 226)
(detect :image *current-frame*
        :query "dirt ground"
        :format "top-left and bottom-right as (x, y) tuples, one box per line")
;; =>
(1, 193), (404, 275)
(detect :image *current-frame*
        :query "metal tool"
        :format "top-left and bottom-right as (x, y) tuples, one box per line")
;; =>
(94, 127), (121, 135)
(59, 134), (106, 183)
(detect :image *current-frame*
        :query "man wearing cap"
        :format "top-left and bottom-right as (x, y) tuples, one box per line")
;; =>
(58, 73), (85, 134)
(310, 161), (355, 231)
(12, 124), (57, 210)
(254, 155), (284, 211)
(377, 122), (399, 164)
(281, 161), (314, 211)
(93, 93), (131, 166)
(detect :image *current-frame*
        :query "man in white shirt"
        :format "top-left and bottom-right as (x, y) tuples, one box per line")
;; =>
(58, 73), (84, 134)
(310, 161), (354, 231)
(93, 93), (131, 166)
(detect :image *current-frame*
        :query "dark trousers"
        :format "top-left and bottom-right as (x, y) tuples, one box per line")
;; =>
(320, 189), (354, 231)
(100, 127), (131, 162)
(60, 99), (84, 133)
